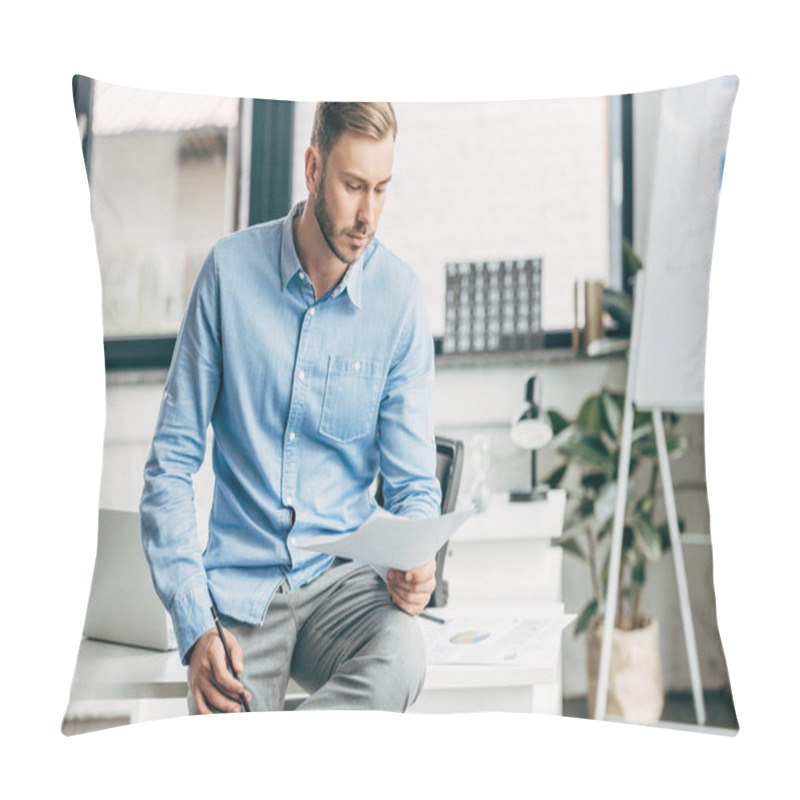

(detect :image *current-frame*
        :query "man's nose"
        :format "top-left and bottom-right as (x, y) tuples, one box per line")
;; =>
(356, 192), (376, 229)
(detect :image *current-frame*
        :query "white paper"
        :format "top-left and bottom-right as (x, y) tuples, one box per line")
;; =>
(420, 613), (576, 666)
(303, 507), (474, 571)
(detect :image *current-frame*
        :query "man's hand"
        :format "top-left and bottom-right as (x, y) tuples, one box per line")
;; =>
(188, 626), (251, 714)
(386, 558), (437, 615)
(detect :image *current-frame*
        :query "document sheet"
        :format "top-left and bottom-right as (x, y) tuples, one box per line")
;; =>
(303, 507), (474, 571)
(420, 611), (576, 667)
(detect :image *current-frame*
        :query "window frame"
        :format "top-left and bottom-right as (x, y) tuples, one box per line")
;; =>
(72, 80), (631, 371)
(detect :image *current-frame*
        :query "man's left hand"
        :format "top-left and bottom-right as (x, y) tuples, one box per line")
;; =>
(386, 558), (436, 615)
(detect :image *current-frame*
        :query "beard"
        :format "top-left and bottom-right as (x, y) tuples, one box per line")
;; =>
(314, 173), (372, 265)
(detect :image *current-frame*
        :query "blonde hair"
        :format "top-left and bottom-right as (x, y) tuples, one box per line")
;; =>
(311, 102), (397, 161)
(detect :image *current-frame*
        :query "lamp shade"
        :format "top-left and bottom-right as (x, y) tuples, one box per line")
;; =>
(510, 374), (553, 451)
(509, 374), (551, 501)
(510, 414), (553, 450)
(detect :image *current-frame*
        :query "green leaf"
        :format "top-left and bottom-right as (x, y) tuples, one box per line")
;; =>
(633, 410), (652, 429)
(610, 446), (642, 481)
(667, 434), (689, 457)
(574, 599), (599, 637)
(634, 433), (688, 460)
(634, 510), (662, 562)
(632, 556), (646, 587)
(594, 480), (617, 530)
(576, 395), (603, 434)
(600, 389), (623, 441)
(578, 497), (594, 518)
(656, 519), (686, 553)
(639, 494), (655, 516)
(631, 423), (653, 444)
(601, 289), (633, 333)
(631, 434), (655, 457)
(555, 537), (586, 560)
(543, 463), (568, 489)
(581, 472), (608, 491)
(623, 238), (643, 281)
(546, 409), (571, 437)
(556, 430), (613, 469)
(549, 423), (578, 451)
(622, 525), (635, 551)
(657, 522), (672, 552)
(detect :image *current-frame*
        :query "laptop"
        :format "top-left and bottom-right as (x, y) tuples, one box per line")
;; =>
(83, 509), (177, 651)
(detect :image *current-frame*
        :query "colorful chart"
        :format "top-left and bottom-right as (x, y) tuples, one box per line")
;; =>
(449, 630), (491, 645)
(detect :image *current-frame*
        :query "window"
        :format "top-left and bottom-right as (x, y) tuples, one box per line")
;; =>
(75, 81), (627, 368)
(291, 99), (620, 339)
(86, 79), (244, 337)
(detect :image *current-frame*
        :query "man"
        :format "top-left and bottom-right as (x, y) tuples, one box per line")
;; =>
(140, 102), (441, 715)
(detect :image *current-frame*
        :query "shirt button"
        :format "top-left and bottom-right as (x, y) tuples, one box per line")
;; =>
(309, 307), (316, 316)
(289, 432), (295, 441)
(299, 371), (305, 381)
(299, 273), (305, 281)
(354, 361), (361, 371)
(286, 496), (293, 506)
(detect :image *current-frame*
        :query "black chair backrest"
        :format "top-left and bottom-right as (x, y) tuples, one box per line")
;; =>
(375, 435), (464, 607)
(435, 436), (464, 517)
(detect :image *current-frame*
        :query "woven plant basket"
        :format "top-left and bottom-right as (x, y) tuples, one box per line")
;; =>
(586, 615), (665, 723)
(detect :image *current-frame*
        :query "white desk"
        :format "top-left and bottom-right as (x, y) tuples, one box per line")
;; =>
(65, 490), (566, 723)
(69, 601), (564, 719)
(445, 490), (565, 606)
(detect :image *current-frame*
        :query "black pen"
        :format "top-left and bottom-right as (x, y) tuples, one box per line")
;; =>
(209, 595), (251, 712)
(419, 611), (446, 625)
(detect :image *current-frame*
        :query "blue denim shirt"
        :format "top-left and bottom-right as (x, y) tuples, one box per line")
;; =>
(140, 201), (441, 664)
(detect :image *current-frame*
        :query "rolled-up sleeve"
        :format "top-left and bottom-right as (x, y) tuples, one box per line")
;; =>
(140, 248), (222, 664)
(378, 279), (441, 520)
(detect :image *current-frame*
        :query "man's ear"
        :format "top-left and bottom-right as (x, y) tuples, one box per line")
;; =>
(305, 146), (323, 195)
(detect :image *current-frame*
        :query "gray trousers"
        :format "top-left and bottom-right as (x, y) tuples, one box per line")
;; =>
(188, 561), (427, 714)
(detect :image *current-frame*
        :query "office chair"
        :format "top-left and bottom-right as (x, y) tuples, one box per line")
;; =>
(374, 435), (464, 608)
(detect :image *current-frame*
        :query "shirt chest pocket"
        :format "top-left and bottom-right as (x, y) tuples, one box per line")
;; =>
(319, 355), (383, 444)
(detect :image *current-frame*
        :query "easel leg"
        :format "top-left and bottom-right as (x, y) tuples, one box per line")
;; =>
(652, 409), (706, 725)
(594, 396), (635, 720)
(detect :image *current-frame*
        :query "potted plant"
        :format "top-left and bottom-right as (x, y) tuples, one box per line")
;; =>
(544, 387), (688, 722)
(583, 238), (642, 357)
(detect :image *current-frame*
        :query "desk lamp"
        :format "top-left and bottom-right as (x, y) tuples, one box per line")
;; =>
(509, 374), (552, 502)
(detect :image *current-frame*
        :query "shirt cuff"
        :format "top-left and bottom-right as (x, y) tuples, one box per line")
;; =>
(396, 500), (440, 520)
(169, 583), (217, 666)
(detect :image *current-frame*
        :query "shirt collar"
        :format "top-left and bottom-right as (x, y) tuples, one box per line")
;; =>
(337, 244), (368, 310)
(279, 201), (306, 290)
(279, 200), (368, 310)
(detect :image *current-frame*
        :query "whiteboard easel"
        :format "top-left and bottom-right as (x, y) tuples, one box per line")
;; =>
(594, 76), (739, 725)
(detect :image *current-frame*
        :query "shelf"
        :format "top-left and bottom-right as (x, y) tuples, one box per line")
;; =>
(435, 348), (626, 370)
(455, 490), (566, 543)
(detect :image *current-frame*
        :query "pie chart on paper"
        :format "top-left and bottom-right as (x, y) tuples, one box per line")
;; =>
(449, 630), (491, 645)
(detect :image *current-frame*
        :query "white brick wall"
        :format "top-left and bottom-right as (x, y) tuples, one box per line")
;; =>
(291, 99), (610, 335)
